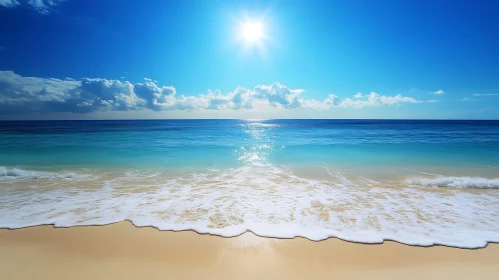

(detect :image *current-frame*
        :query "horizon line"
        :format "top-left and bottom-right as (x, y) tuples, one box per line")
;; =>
(1, 118), (499, 122)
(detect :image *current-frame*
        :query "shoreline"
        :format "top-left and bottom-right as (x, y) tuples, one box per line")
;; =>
(1, 221), (499, 280)
(2, 220), (499, 249)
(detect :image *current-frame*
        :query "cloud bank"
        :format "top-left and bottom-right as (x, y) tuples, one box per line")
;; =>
(0, 70), (421, 115)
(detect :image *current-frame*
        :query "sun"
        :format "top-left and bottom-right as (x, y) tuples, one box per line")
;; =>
(240, 21), (264, 43)
(232, 15), (271, 57)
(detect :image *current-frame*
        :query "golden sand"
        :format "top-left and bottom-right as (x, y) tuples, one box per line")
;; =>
(1, 221), (498, 280)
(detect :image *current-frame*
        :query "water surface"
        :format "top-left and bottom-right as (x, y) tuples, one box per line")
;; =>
(1, 119), (498, 248)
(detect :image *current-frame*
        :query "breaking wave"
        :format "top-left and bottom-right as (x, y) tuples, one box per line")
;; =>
(1, 165), (499, 249)
(0, 166), (85, 180)
(406, 176), (499, 189)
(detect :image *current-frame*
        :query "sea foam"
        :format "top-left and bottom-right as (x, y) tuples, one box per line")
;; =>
(0, 166), (84, 180)
(406, 176), (499, 189)
(1, 166), (499, 249)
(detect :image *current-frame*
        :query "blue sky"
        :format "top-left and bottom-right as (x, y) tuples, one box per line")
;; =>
(0, 0), (498, 119)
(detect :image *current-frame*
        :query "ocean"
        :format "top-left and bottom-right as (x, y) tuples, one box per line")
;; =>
(1, 119), (499, 248)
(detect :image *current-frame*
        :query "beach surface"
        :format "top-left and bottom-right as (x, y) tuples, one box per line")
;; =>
(1, 221), (498, 280)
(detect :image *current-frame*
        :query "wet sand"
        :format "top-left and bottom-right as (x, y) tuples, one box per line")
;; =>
(1, 221), (498, 280)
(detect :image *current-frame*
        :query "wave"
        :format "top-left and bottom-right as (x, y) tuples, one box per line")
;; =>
(1, 166), (499, 249)
(0, 166), (85, 180)
(406, 176), (499, 189)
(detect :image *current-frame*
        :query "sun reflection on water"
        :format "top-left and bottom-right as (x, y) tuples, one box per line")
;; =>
(236, 120), (282, 167)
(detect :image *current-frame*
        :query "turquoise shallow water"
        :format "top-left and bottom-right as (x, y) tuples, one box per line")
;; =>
(1, 119), (499, 248)
(1, 119), (499, 173)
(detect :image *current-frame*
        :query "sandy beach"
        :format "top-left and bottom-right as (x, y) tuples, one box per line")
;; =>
(1, 221), (498, 280)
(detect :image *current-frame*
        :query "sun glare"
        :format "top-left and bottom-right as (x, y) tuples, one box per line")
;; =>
(233, 15), (271, 57)
(240, 21), (263, 43)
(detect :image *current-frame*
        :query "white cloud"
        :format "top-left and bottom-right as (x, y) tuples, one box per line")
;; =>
(0, 0), (63, 13)
(428, 99), (439, 103)
(473, 93), (499, 97)
(354, 92), (363, 98)
(28, 0), (63, 14)
(0, 71), (145, 113)
(323, 94), (340, 106)
(339, 92), (419, 108)
(134, 78), (176, 110)
(0, 70), (79, 104)
(0, 70), (422, 115)
(0, 0), (19, 7)
(78, 78), (146, 111)
(433, 90), (445, 95)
